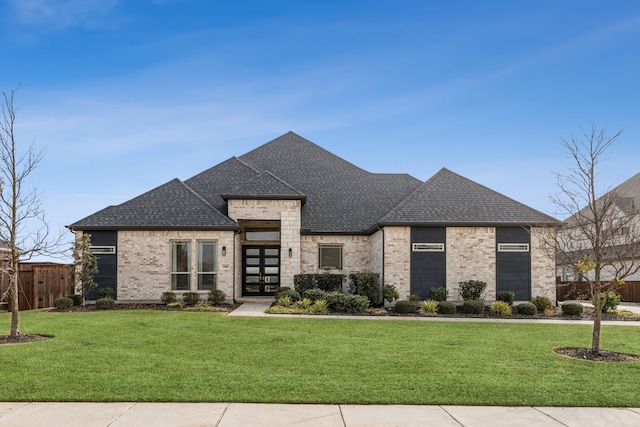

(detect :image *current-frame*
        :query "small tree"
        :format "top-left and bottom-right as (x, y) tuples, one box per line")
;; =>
(69, 232), (98, 304)
(553, 124), (640, 353)
(0, 88), (61, 337)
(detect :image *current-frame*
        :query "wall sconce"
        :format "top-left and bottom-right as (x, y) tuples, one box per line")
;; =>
(222, 246), (227, 256)
(288, 248), (293, 257)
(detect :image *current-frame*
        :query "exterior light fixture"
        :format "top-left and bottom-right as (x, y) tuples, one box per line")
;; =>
(222, 246), (227, 256)
(289, 248), (293, 257)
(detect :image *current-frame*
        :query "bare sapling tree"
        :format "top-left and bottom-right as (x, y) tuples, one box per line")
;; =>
(0, 88), (61, 338)
(553, 123), (640, 353)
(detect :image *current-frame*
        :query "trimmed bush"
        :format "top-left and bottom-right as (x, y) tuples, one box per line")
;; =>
(186, 301), (215, 312)
(496, 291), (515, 306)
(463, 299), (485, 314)
(161, 291), (177, 304)
(53, 297), (74, 309)
(294, 274), (345, 294)
(349, 273), (380, 305)
(343, 295), (370, 313)
(394, 300), (418, 314)
(207, 289), (226, 305)
(516, 302), (537, 315)
(531, 296), (553, 313)
(316, 273), (345, 292)
(489, 301), (512, 317)
(277, 288), (301, 303)
(458, 280), (487, 301)
(408, 294), (422, 302)
(274, 286), (292, 301)
(325, 291), (345, 309)
(429, 287), (448, 302)
(592, 291), (621, 312)
(95, 298), (115, 310)
(437, 301), (457, 314)
(182, 292), (201, 306)
(304, 288), (329, 302)
(66, 294), (83, 306)
(98, 287), (114, 299)
(382, 284), (400, 304)
(420, 299), (438, 315)
(562, 303), (584, 316)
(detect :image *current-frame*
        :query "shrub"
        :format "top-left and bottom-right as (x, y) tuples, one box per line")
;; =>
(489, 301), (512, 317)
(531, 296), (553, 313)
(408, 294), (422, 302)
(95, 298), (115, 310)
(592, 291), (621, 312)
(167, 302), (185, 309)
(182, 292), (201, 306)
(420, 299), (438, 315)
(53, 297), (74, 309)
(274, 286), (292, 301)
(66, 294), (83, 306)
(382, 284), (400, 304)
(98, 287), (114, 299)
(429, 287), (448, 302)
(325, 291), (345, 309)
(463, 299), (485, 314)
(277, 288), (301, 302)
(293, 274), (316, 295)
(516, 302), (537, 315)
(295, 298), (312, 309)
(207, 289), (226, 305)
(343, 295), (370, 313)
(310, 299), (328, 314)
(496, 291), (515, 305)
(316, 273), (345, 292)
(562, 303), (584, 316)
(304, 288), (329, 302)
(276, 295), (293, 307)
(186, 301), (215, 312)
(349, 273), (380, 305)
(437, 301), (457, 314)
(458, 280), (487, 301)
(394, 300), (418, 314)
(161, 291), (177, 304)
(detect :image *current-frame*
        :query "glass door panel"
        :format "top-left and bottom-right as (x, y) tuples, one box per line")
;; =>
(242, 246), (280, 296)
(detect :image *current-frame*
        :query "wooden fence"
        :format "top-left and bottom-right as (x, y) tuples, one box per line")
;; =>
(557, 280), (640, 303)
(0, 263), (72, 311)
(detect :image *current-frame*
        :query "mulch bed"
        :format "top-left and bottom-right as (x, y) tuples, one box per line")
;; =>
(0, 334), (51, 345)
(555, 347), (640, 362)
(49, 303), (240, 313)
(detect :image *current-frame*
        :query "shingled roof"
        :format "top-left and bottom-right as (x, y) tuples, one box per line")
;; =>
(69, 132), (557, 232)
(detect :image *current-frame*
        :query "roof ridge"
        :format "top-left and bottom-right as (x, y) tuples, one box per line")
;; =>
(261, 170), (306, 196)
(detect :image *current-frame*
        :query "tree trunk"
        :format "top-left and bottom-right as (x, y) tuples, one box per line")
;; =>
(591, 296), (602, 353)
(9, 269), (19, 337)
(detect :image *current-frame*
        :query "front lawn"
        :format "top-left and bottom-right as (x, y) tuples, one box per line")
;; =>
(0, 310), (639, 406)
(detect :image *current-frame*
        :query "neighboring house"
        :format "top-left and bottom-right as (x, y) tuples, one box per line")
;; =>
(68, 132), (558, 302)
(558, 172), (640, 283)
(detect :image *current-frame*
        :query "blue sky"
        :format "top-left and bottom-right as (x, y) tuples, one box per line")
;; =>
(1, 0), (639, 260)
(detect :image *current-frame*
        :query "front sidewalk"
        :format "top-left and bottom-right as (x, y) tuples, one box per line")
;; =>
(1, 402), (640, 427)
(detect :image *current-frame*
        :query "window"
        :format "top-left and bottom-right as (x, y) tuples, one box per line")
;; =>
(171, 241), (191, 290)
(89, 246), (116, 254)
(319, 244), (342, 270)
(412, 243), (445, 252)
(197, 241), (217, 290)
(498, 243), (530, 252)
(245, 229), (280, 241)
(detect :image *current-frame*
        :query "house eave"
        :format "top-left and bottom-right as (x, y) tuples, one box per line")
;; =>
(67, 225), (240, 232)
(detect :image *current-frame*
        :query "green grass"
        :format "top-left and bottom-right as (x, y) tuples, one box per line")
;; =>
(1, 310), (639, 406)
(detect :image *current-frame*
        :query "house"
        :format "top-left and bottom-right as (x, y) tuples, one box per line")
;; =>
(68, 132), (558, 303)
(557, 172), (640, 284)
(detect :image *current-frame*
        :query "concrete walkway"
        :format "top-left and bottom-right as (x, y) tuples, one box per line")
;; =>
(1, 402), (639, 427)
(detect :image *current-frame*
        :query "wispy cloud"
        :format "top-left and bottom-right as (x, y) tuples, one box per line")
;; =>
(7, 0), (120, 30)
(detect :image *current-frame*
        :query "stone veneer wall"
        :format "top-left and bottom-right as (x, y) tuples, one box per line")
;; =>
(383, 227), (411, 298)
(117, 230), (235, 302)
(300, 235), (372, 276)
(446, 227), (497, 300)
(228, 199), (302, 293)
(530, 226), (557, 300)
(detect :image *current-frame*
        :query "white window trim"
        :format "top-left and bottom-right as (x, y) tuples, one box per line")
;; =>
(89, 246), (116, 254)
(412, 243), (445, 252)
(498, 243), (530, 252)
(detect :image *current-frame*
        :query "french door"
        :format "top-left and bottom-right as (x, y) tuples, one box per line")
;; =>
(242, 246), (280, 296)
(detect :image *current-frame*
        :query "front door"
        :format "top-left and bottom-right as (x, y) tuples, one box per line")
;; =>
(243, 246), (280, 296)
